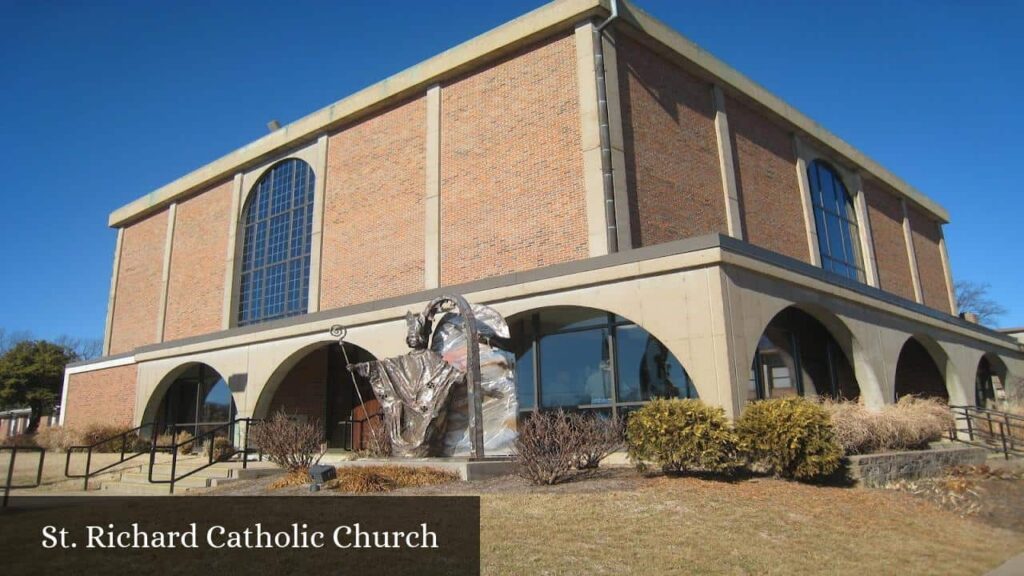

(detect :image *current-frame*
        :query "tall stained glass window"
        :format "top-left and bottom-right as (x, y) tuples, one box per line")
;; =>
(237, 159), (315, 326)
(808, 160), (864, 282)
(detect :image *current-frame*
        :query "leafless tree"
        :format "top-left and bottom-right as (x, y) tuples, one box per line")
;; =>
(955, 280), (1007, 326)
(0, 328), (33, 355)
(53, 335), (103, 361)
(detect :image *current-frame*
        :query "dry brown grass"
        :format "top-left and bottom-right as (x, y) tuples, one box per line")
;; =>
(32, 426), (80, 451)
(823, 396), (953, 454)
(480, 475), (1024, 575)
(268, 468), (310, 490)
(324, 466), (460, 493)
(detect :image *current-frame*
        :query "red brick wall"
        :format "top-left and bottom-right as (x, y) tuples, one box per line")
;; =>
(618, 36), (727, 246)
(864, 179), (916, 301)
(164, 181), (233, 341)
(321, 98), (426, 309)
(726, 96), (808, 263)
(908, 206), (951, 313)
(109, 210), (168, 355)
(64, 364), (137, 430)
(267, 347), (327, 423)
(440, 32), (587, 285)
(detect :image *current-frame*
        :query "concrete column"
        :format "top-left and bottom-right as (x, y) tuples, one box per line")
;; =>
(851, 173), (879, 287)
(711, 85), (742, 240)
(424, 84), (442, 288)
(900, 198), (924, 304)
(938, 228), (958, 315)
(221, 173), (244, 329)
(793, 136), (821, 266)
(308, 134), (329, 312)
(101, 228), (125, 356)
(155, 202), (177, 342)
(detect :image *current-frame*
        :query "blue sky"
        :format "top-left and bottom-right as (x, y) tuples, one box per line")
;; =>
(1, 0), (1022, 344)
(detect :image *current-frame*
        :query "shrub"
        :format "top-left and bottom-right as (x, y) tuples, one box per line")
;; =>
(79, 423), (145, 453)
(34, 426), (81, 452)
(324, 466), (459, 493)
(513, 409), (586, 485)
(573, 412), (624, 469)
(887, 396), (953, 449)
(626, 399), (740, 474)
(822, 396), (953, 454)
(212, 437), (235, 462)
(249, 410), (325, 472)
(736, 397), (842, 481)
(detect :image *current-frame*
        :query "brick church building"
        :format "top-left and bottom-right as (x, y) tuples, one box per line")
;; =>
(61, 0), (1022, 446)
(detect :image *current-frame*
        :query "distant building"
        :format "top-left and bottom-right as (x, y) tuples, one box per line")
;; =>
(61, 0), (1023, 445)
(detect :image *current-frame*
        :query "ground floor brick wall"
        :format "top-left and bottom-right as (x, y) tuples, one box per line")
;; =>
(64, 364), (138, 431)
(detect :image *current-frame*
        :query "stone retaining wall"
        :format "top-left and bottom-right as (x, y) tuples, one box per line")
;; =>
(846, 443), (988, 487)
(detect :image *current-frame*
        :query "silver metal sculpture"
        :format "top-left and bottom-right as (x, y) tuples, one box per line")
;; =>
(339, 294), (491, 459)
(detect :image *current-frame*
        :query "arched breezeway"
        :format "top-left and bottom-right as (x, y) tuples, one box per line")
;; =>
(975, 353), (1009, 409)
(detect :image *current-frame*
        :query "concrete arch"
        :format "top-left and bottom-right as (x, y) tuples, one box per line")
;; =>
(240, 327), (392, 418)
(894, 334), (962, 404)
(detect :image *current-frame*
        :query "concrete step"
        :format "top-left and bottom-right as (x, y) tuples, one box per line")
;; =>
(98, 462), (282, 495)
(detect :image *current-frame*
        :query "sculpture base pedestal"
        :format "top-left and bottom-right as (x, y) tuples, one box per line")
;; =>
(319, 454), (515, 481)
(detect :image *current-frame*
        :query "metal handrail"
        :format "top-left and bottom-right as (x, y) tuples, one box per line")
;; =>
(64, 422), (154, 490)
(948, 405), (1023, 460)
(2, 445), (46, 508)
(148, 417), (262, 494)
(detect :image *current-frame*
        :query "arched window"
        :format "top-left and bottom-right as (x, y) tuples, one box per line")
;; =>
(511, 307), (697, 419)
(808, 160), (864, 282)
(237, 159), (315, 326)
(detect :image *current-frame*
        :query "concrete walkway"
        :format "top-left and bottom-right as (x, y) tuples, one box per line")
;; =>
(987, 552), (1024, 576)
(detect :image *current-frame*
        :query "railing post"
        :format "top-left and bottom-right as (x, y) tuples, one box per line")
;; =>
(35, 450), (45, 487)
(3, 448), (17, 508)
(965, 409), (974, 441)
(1004, 414), (1015, 451)
(170, 446), (178, 495)
(999, 422), (1010, 461)
(242, 419), (249, 470)
(83, 448), (93, 491)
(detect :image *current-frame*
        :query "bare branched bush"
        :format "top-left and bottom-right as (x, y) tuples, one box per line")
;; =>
(822, 396), (953, 454)
(250, 410), (325, 472)
(572, 412), (624, 469)
(513, 410), (587, 485)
